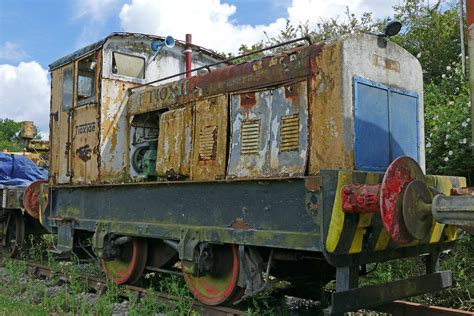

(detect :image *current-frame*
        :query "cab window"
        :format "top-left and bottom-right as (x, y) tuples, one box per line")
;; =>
(62, 65), (73, 111)
(77, 55), (96, 105)
(112, 52), (145, 79)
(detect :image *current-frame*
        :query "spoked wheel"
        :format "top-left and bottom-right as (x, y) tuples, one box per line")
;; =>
(183, 244), (243, 306)
(3, 211), (25, 258)
(101, 237), (148, 284)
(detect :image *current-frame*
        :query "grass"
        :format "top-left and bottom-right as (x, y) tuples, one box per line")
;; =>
(0, 233), (471, 315)
(362, 234), (474, 311)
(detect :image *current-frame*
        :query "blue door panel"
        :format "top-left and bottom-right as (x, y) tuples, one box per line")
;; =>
(354, 77), (419, 171)
(354, 83), (390, 170)
(389, 91), (419, 161)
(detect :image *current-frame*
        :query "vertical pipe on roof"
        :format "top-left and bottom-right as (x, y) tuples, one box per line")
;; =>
(185, 34), (192, 79)
(467, 0), (474, 146)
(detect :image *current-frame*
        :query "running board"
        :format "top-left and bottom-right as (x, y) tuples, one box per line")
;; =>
(325, 270), (452, 315)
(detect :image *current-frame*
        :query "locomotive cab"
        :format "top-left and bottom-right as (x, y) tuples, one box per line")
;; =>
(48, 33), (223, 185)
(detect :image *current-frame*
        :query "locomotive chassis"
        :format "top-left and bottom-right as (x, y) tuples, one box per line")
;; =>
(43, 170), (459, 314)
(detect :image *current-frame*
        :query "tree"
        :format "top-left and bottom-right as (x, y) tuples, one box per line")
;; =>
(391, 0), (463, 84)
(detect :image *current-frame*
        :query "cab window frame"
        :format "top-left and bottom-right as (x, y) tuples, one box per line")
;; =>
(61, 64), (74, 111)
(76, 53), (97, 107)
(111, 51), (146, 80)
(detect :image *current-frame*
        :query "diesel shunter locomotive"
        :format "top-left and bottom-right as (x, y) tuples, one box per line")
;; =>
(6, 27), (474, 314)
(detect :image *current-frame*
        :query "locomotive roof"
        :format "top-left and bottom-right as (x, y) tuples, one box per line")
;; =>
(48, 32), (224, 71)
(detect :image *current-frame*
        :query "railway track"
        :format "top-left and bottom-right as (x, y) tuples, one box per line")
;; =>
(5, 259), (469, 316)
(20, 260), (245, 316)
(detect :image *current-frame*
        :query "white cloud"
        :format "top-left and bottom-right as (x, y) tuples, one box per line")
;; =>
(74, 0), (124, 48)
(119, 0), (287, 54)
(287, 0), (400, 25)
(118, 0), (400, 55)
(75, 0), (122, 21)
(0, 62), (50, 138)
(0, 42), (29, 63)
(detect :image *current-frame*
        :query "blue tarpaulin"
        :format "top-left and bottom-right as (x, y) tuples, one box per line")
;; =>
(0, 153), (48, 187)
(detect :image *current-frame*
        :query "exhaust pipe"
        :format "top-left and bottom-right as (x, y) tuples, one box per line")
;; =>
(185, 34), (192, 78)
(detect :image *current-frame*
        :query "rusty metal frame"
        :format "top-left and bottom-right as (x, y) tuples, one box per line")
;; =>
(46, 178), (322, 252)
(129, 36), (313, 91)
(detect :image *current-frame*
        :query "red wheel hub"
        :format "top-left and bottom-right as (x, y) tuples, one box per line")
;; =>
(380, 156), (425, 244)
(183, 244), (242, 306)
(101, 238), (148, 284)
(23, 179), (48, 219)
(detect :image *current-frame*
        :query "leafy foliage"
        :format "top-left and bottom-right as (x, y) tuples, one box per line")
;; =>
(391, 0), (463, 84)
(424, 61), (473, 182)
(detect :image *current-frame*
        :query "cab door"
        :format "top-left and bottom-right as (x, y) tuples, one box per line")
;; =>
(70, 52), (101, 184)
(49, 64), (73, 184)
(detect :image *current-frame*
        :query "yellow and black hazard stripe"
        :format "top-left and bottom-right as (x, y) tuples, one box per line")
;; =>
(324, 171), (465, 256)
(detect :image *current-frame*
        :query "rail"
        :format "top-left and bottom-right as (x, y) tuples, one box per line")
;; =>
(23, 261), (245, 316)
(16, 260), (473, 316)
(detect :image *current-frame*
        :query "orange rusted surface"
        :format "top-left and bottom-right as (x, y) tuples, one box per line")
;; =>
(49, 67), (62, 184)
(71, 104), (100, 184)
(308, 39), (352, 175)
(156, 105), (194, 179)
(191, 95), (228, 181)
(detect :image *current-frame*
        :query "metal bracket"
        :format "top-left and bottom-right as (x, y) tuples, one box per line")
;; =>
(234, 245), (267, 304)
(91, 222), (111, 258)
(178, 229), (200, 261)
(52, 220), (74, 254)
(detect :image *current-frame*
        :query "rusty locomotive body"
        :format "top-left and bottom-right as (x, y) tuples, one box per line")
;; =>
(12, 32), (470, 313)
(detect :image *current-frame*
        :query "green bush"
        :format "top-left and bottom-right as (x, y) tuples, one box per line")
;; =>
(424, 61), (473, 183)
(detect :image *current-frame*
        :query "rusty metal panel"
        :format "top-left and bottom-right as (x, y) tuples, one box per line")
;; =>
(269, 81), (308, 176)
(227, 90), (271, 178)
(100, 78), (138, 183)
(191, 95), (228, 181)
(227, 81), (308, 179)
(71, 104), (100, 184)
(156, 105), (194, 179)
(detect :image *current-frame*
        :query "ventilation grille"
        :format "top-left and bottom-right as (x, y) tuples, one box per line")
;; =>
(280, 114), (300, 152)
(241, 119), (260, 155)
(198, 125), (217, 161)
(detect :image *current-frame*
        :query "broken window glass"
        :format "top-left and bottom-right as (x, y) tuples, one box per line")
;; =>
(77, 55), (96, 105)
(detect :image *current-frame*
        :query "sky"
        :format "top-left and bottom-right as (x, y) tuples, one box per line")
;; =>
(0, 0), (403, 137)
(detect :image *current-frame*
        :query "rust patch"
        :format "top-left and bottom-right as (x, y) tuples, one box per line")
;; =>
(284, 83), (299, 98)
(372, 54), (400, 73)
(240, 92), (256, 109)
(305, 177), (322, 192)
(76, 144), (92, 162)
(230, 217), (251, 230)
(191, 95), (228, 181)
